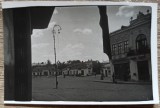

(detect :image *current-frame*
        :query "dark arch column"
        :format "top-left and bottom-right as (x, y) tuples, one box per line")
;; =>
(4, 7), (55, 101)
(13, 8), (32, 101)
(13, 7), (55, 101)
(98, 6), (115, 81)
(3, 9), (15, 100)
(98, 6), (111, 60)
(5, 6), (110, 101)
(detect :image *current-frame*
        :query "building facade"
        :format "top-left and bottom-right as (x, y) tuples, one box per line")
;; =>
(100, 62), (111, 78)
(110, 11), (151, 81)
(62, 60), (95, 76)
(32, 63), (55, 77)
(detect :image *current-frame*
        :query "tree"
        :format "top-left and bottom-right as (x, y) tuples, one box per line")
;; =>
(47, 60), (51, 64)
(46, 60), (52, 67)
(67, 60), (81, 65)
(92, 61), (101, 74)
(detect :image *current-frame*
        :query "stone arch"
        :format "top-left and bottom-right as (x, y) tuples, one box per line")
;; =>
(4, 6), (110, 101)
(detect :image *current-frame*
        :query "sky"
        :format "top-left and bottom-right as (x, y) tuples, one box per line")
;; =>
(31, 5), (151, 64)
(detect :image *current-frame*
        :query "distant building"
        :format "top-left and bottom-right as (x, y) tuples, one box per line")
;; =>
(100, 62), (111, 78)
(32, 63), (55, 77)
(110, 11), (151, 81)
(62, 60), (95, 76)
(69, 63), (92, 76)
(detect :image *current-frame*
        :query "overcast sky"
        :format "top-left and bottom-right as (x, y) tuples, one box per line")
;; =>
(31, 5), (151, 63)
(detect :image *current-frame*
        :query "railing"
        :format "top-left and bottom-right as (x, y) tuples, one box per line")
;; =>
(127, 48), (150, 57)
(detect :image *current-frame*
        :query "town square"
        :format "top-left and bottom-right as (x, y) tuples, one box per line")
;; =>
(31, 6), (153, 101)
(32, 75), (152, 101)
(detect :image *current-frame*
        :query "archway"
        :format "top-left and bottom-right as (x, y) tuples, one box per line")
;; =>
(136, 34), (147, 53)
(4, 6), (110, 101)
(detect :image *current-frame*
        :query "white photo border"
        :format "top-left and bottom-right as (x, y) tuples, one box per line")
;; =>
(2, 1), (159, 105)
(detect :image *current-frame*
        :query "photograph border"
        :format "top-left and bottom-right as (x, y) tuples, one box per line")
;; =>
(2, 1), (159, 105)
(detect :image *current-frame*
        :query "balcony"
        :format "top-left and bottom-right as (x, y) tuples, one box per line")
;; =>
(127, 47), (150, 57)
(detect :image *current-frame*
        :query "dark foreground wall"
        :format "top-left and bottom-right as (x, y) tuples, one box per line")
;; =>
(4, 7), (54, 101)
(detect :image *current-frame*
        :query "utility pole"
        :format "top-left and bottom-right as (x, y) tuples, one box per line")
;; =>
(52, 24), (62, 89)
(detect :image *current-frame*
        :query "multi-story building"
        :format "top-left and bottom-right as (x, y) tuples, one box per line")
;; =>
(110, 10), (151, 81)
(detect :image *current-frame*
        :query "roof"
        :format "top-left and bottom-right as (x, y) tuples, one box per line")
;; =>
(32, 65), (55, 72)
(68, 63), (88, 70)
(101, 63), (111, 68)
(110, 11), (151, 36)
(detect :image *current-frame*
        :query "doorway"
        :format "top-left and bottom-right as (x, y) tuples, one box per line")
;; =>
(114, 63), (130, 81)
(137, 60), (150, 81)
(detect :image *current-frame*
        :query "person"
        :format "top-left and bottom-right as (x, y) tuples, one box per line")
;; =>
(112, 72), (117, 83)
(63, 72), (65, 78)
(100, 72), (104, 80)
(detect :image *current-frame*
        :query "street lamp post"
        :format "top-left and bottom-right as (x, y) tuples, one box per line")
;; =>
(52, 24), (62, 89)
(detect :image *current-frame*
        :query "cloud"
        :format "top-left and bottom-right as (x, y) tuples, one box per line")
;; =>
(31, 29), (44, 38)
(47, 21), (56, 31)
(42, 43), (85, 62)
(73, 28), (92, 35)
(53, 8), (58, 14)
(58, 43), (84, 61)
(31, 21), (56, 38)
(43, 43), (84, 60)
(116, 6), (135, 18)
(32, 43), (50, 48)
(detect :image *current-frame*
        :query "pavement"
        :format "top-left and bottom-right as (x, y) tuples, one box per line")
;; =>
(94, 79), (152, 85)
(32, 75), (153, 101)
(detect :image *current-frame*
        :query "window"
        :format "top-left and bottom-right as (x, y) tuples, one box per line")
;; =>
(81, 70), (84, 75)
(124, 41), (129, 53)
(118, 43), (123, 54)
(107, 67), (110, 69)
(136, 34), (147, 52)
(108, 70), (111, 75)
(112, 44), (116, 55)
